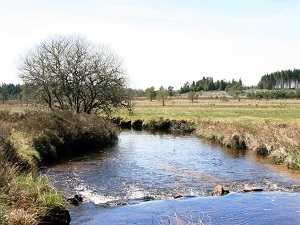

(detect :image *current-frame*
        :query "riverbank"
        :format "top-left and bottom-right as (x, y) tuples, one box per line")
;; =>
(195, 119), (300, 169)
(111, 117), (300, 169)
(0, 110), (119, 224)
(111, 97), (300, 170)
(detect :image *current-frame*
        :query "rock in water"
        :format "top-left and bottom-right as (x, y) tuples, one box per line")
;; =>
(173, 193), (185, 199)
(243, 186), (263, 192)
(67, 194), (83, 205)
(40, 206), (71, 225)
(212, 185), (230, 196)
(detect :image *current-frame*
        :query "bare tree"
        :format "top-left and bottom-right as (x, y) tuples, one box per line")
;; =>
(226, 82), (244, 101)
(19, 35), (131, 114)
(187, 91), (198, 103)
(156, 86), (168, 106)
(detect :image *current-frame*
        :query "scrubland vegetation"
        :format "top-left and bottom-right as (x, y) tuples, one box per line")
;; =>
(0, 109), (119, 224)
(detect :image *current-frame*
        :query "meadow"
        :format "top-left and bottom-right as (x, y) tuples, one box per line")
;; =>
(115, 95), (300, 122)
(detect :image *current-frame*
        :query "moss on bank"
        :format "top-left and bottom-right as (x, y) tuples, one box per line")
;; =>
(112, 116), (195, 133)
(0, 110), (119, 224)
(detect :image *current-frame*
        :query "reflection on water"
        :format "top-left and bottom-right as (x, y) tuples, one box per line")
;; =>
(43, 130), (300, 224)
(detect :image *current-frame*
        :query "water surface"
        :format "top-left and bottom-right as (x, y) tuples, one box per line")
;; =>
(44, 130), (300, 224)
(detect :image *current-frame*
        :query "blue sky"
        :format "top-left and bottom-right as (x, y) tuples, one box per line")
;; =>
(1, 0), (300, 89)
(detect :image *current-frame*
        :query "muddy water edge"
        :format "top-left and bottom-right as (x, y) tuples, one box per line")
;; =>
(43, 130), (300, 224)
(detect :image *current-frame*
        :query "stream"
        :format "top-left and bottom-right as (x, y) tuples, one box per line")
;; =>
(43, 130), (300, 224)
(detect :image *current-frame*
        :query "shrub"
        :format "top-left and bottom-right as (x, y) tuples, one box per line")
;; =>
(247, 90), (299, 100)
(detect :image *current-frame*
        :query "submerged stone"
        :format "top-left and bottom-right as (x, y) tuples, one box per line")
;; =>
(40, 206), (71, 225)
(243, 186), (263, 192)
(67, 194), (83, 205)
(173, 193), (185, 199)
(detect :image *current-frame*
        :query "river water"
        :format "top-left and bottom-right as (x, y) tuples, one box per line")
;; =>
(44, 130), (300, 224)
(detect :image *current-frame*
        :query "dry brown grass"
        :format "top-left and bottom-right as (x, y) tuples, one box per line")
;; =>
(194, 120), (300, 169)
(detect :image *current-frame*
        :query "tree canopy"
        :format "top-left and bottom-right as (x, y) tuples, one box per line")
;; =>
(226, 79), (244, 101)
(0, 83), (21, 101)
(19, 35), (131, 114)
(258, 69), (300, 90)
(0, 84), (9, 104)
(179, 77), (241, 93)
(145, 86), (156, 101)
(156, 86), (168, 106)
(187, 91), (198, 103)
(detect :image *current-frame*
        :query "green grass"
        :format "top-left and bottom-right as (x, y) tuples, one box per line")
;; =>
(113, 98), (300, 123)
(9, 132), (41, 170)
(4, 98), (300, 123)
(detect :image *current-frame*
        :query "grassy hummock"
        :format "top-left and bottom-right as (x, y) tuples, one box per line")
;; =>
(0, 109), (119, 224)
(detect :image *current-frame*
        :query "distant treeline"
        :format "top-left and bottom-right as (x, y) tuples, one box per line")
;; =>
(258, 69), (300, 90)
(0, 83), (22, 102)
(179, 77), (242, 94)
(3, 69), (300, 103)
(247, 89), (300, 100)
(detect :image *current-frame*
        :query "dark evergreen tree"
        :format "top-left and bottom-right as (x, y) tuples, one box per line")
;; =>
(258, 69), (300, 90)
(180, 82), (190, 94)
(179, 77), (241, 93)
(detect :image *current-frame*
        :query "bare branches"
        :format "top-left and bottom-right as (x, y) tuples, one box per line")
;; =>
(19, 35), (131, 114)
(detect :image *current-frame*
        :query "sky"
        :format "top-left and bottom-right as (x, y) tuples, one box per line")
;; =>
(1, 0), (300, 90)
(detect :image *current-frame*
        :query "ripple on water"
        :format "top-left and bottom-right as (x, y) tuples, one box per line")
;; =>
(42, 130), (300, 224)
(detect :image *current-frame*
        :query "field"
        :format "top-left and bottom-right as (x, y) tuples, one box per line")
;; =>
(114, 96), (300, 123)
(3, 96), (300, 123)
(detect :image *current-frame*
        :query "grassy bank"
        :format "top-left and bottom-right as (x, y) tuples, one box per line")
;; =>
(0, 109), (119, 224)
(112, 97), (300, 170)
(194, 120), (300, 169)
